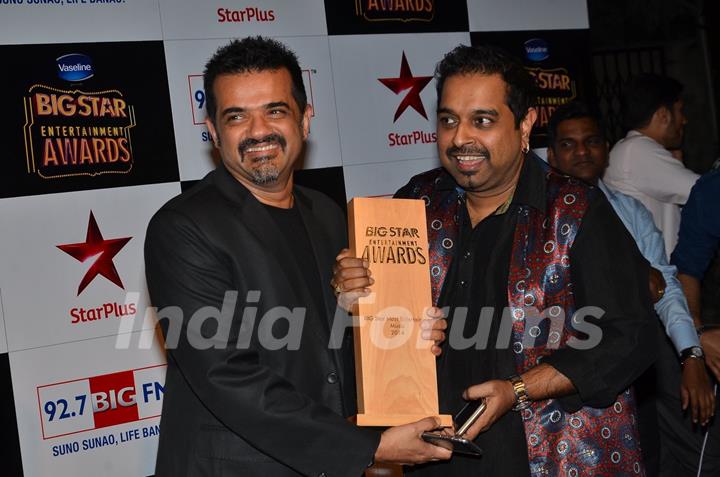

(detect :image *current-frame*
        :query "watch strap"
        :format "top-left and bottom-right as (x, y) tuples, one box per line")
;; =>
(508, 374), (530, 411)
(680, 346), (704, 365)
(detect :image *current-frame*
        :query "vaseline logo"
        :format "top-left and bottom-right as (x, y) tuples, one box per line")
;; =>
(524, 39), (549, 62)
(56, 53), (94, 82)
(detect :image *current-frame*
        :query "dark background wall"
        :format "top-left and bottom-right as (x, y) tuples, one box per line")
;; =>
(588, 0), (719, 172)
(588, 0), (720, 323)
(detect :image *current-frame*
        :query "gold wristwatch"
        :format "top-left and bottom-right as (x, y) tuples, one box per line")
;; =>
(509, 374), (530, 411)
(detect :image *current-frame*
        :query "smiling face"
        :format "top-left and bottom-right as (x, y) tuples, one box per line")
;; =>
(205, 68), (311, 192)
(436, 73), (535, 197)
(547, 117), (609, 184)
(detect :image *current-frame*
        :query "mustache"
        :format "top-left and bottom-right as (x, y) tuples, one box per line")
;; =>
(238, 134), (287, 158)
(446, 145), (490, 160)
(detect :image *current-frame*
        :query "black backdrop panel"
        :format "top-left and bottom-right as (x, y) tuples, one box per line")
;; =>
(0, 41), (179, 199)
(471, 29), (594, 148)
(325, 0), (469, 35)
(0, 354), (23, 477)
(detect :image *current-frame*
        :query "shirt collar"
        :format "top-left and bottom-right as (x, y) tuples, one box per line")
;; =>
(512, 152), (546, 213)
(597, 179), (613, 198)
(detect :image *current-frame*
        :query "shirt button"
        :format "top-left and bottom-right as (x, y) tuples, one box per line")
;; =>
(464, 250), (471, 259)
(460, 280), (467, 287)
(326, 372), (338, 384)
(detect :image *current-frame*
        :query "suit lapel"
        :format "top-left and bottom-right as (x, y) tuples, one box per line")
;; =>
(295, 190), (336, 329)
(211, 166), (330, 347)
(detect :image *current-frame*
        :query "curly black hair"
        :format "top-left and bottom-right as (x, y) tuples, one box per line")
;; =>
(434, 44), (535, 128)
(203, 36), (307, 123)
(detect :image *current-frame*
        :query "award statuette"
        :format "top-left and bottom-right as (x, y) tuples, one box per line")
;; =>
(347, 197), (452, 428)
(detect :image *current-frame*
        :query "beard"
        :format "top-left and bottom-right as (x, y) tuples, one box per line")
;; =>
(249, 159), (280, 185)
(237, 133), (288, 185)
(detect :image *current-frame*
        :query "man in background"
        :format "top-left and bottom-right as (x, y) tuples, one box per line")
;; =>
(605, 73), (699, 258)
(670, 170), (720, 476)
(546, 101), (714, 475)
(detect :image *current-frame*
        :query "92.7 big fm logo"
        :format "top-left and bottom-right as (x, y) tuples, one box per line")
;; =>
(37, 365), (165, 440)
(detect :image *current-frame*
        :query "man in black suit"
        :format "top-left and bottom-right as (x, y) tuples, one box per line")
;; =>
(144, 36), (450, 477)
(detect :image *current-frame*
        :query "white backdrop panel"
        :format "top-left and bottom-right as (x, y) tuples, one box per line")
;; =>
(467, 0), (588, 31)
(10, 330), (166, 477)
(164, 36), (342, 181)
(0, 0), (162, 45)
(343, 157), (441, 200)
(0, 182), (180, 352)
(330, 32), (470, 167)
(158, 0), (328, 40)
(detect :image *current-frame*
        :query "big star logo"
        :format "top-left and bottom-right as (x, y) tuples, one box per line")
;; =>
(355, 0), (435, 23)
(378, 52), (432, 122)
(57, 211), (132, 295)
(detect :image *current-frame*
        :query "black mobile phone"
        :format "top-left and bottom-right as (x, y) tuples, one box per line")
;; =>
(421, 399), (486, 456)
(454, 399), (487, 435)
(421, 432), (484, 456)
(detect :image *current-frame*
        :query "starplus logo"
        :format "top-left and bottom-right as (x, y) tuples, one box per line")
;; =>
(57, 211), (137, 324)
(217, 6), (275, 23)
(378, 52), (436, 147)
(378, 52), (432, 122)
(57, 211), (132, 295)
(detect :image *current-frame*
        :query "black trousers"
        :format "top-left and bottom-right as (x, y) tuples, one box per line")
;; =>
(656, 332), (720, 477)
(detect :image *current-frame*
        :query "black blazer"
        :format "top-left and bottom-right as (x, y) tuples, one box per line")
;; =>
(145, 165), (379, 477)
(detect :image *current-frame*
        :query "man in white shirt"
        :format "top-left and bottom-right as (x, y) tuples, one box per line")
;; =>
(605, 73), (699, 258)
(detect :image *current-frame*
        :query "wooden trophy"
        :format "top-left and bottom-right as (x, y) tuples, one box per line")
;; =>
(347, 197), (452, 429)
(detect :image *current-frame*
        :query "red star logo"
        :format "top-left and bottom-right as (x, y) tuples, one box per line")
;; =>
(57, 211), (132, 296)
(378, 52), (433, 122)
